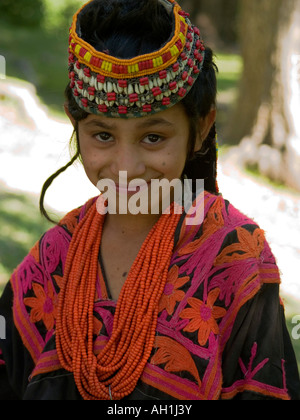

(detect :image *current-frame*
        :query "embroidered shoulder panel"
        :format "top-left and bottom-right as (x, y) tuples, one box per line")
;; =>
(9, 193), (291, 400)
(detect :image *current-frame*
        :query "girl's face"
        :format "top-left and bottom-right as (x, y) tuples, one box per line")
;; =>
(66, 103), (215, 213)
(77, 104), (199, 186)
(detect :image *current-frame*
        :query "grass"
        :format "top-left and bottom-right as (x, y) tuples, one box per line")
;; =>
(0, 183), (54, 293)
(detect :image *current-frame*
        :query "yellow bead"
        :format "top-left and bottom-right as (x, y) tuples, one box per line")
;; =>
(170, 45), (179, 57)
(107, 62), (112, 72)
(101, 61), (112, 72)
(179, 33), (186, 45)
(84, 52), (92, 63)
(75, 45), (81, 55)
(128, 64), (138, 74)
(156, 56), (163, 66)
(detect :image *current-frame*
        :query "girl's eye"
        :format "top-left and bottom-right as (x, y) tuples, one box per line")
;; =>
(95, 132), (113, 142)
(143, 134), (163, 145)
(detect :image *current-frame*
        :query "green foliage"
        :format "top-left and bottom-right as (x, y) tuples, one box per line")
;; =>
(0, 0), (85, 113)
(0, 20), (69, 114)
(214, 53), (243, 132)
(0, 0), (46, 28)
(43, 0), (84, 33)
(0, 0), (84, 31)
(215, 53), (243, 88)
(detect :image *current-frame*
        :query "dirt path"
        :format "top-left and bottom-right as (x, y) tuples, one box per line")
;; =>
(1, 78), (300, 302)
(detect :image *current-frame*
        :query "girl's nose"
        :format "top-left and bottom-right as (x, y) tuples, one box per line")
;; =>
(110, 144), (146, 179)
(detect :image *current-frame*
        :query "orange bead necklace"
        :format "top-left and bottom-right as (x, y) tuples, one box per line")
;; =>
(56, 201), (181, 400)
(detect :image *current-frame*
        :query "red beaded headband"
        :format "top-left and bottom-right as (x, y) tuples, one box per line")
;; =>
(68, 0), (205, 118)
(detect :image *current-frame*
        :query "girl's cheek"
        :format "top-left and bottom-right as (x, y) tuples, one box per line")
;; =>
(82, 150), (100, 168)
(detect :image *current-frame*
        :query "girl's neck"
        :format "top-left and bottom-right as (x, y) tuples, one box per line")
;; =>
(104, 212), (161, 238)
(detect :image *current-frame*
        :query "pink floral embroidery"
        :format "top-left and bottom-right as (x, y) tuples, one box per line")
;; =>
(239, 342), (269, 381)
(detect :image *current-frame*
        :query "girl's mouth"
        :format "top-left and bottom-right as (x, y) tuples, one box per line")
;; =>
(115, 180), (151, 195)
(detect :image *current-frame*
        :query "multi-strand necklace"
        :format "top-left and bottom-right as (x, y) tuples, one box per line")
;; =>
(56, 201), (181, 400)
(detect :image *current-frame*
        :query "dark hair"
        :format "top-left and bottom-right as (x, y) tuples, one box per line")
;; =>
(40, 0), (218, 223)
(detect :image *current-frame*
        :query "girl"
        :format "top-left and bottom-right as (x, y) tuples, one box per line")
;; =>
(0, 0), (299, 400)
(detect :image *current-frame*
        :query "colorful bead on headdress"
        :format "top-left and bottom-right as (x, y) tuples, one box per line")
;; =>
(68, 0), (205, 118)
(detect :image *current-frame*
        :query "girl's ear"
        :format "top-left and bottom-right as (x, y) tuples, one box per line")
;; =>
(64, 103), (77, 128)
(194, 108), (217, 152)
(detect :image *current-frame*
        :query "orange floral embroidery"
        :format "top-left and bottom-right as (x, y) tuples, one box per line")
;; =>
(93, 317), (103, 336)
(24, 281), (58, 331)
(151, 336), (202, 387)
(53, 274), (65, 290)
(178, 197), (224, 256)
(158, 265), (189, 315)
(30, 241), (40, 263)
(215, 227), (265, 265)
(58, 207), (82, 234)
(180, 288), (226, 346)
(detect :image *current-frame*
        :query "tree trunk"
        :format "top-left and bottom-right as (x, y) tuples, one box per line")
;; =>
(225, 0), (300, 191)
(179, 0), (238, 48)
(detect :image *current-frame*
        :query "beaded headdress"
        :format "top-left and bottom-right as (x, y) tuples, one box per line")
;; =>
(68, 0), (205, 118)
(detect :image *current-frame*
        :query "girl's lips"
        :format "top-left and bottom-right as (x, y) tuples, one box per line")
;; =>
(97, 177), (161, 196)
(116, 180), (151, 194)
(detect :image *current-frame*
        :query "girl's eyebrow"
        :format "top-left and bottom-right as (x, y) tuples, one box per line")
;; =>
(82, 117), (174, 130)
(83, 120), (117, 130)
(136, 118), (174, 129)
